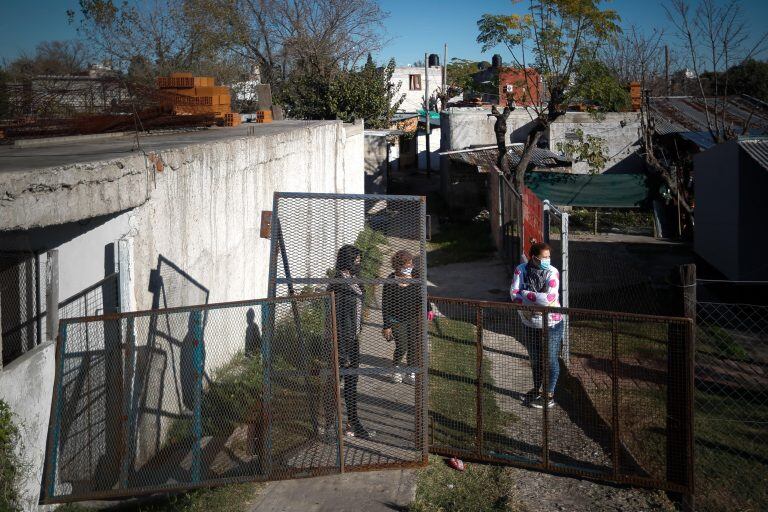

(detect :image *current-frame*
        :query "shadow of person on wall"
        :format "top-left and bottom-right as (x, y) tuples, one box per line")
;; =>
(244, 308), (262, 357)
(180, 310), (205, 412)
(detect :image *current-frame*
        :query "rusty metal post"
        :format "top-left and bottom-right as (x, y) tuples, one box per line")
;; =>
(120, 317), (136, 489)
(328, 292), (345, 473)
(611, 317), (621, 478)
(475, 306), (484, 456)
(541, 318), (550, 468)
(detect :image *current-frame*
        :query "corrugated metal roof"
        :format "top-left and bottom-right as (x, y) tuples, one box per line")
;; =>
(739, 139), (768, 169)
(649, 95), (768, 149)
(446, 145), (571, 172)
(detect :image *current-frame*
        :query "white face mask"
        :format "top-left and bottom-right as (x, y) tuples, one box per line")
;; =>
(401, 266), (413, 276)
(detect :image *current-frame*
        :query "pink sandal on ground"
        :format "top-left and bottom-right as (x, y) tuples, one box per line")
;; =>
(447, 457), (465, 471)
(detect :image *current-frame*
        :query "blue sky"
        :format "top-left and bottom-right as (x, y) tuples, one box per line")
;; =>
(2, 0), (767, 67)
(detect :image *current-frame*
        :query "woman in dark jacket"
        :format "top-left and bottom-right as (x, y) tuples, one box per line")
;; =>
(327, 244), (374, 439)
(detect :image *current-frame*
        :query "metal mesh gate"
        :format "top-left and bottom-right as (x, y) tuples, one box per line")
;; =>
(42, 294), (343, 504)
(428, 297), (694, 495)
(268, 192), (429, 470)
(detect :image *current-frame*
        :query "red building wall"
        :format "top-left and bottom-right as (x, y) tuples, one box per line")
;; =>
(498, 68), (541, 107)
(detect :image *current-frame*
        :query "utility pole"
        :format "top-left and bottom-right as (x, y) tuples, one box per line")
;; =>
(424, 52), (431, 178)
(665, 45), (670, 96)
(442, 43), (448, 99)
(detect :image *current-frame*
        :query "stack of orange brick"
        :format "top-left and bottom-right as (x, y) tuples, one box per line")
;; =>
(157, 72), (239, 125)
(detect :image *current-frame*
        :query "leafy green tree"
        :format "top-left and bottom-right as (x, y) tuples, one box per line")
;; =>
(556, 128), (609, 173)
(281, 57), (405, 128)
(703, 59), (768, 102)
(569, 59), (630, 113)
(447, 58), (480, 92)
(329, 57), (405, 129)
(477, 0), (621, 188)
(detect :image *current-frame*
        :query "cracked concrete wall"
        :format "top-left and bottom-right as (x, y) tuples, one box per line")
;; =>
(0, 120), (363, 510)
(1, 159), (149, 232)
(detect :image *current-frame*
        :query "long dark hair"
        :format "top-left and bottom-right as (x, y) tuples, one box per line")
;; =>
(335, 244), (362, 274)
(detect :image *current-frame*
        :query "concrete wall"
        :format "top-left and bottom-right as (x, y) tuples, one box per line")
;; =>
(0, 120), (364, 509)
(440, 109), (642, 174)
(0, 346), (56, 511)
(391, 66), (443, 112)
(440, 107), (540, 151)
(548, 112), (642, 174)
(364, 133), (389, 194)
(417, 128), (441, 172)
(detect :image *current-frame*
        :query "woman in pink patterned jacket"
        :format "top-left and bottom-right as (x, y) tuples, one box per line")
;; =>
(510, 242), (563, 409)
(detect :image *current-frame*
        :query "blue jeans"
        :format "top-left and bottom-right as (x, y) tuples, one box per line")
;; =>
(521, 321), (564, 394)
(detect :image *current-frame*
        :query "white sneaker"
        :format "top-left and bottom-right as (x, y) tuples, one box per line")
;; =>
(404, 373), (416, 385)
(392, 369), (403, 383)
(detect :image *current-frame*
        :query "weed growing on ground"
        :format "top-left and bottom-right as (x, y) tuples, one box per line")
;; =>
(427, 219), (495, 266)
(0, 399), (23, 512)
(411, 458), (524, 512)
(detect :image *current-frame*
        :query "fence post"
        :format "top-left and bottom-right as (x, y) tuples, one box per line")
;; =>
(611, 317), (620, 478)
(475, 306), (484, 457)
(541, 321), (550, 469)
(668, 263), (695, 511)
(45, 250), (59, 343)
(191, 310), (204, 483)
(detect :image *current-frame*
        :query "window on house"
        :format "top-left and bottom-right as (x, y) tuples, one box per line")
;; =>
(409, 74), (422, 91)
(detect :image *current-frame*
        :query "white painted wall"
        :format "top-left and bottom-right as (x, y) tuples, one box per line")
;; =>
(0, 120), (364, 510)
(0, 347), (56, 512)
(417, 128), (441, 171)
(391, 66), (443, 113)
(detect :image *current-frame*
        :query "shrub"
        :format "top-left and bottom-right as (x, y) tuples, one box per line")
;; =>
(0, 399), (22, 511)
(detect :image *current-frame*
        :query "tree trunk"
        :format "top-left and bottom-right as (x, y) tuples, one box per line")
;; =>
(513, 121), (546, 190)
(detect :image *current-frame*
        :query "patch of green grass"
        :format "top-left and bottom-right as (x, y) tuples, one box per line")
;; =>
(580, 380), (768, 512)
(694, 391), (768, 512)
(56, 483), (262, 512)
(569, 208), (653, 234)
(428, 317), (516, 454)
(697, 324), (749, 361)
(0, 399), (23, 512)
(427, 219), (495, 267)
(410, 457), (524, 512)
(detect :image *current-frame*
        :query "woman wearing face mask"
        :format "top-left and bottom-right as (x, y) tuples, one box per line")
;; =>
(382, 250), (421, 384)
(510, 242), (564, 409)
(327, 244), (375, 438)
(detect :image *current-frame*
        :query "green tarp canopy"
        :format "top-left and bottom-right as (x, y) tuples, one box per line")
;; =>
(525, 171), (650, 208)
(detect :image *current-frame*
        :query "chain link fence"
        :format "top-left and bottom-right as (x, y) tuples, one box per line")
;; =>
(695, 301), (768, 512)
(1, 250), (121, 367)
(0, 252), (44, 366)
(43, 294), (345, 504)
(268, 192), (429, 470)
(428, 297), (693, 494)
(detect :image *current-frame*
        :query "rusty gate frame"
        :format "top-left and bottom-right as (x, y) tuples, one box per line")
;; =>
(427, 296), (695, 498)
(40, 293), (346, 504)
